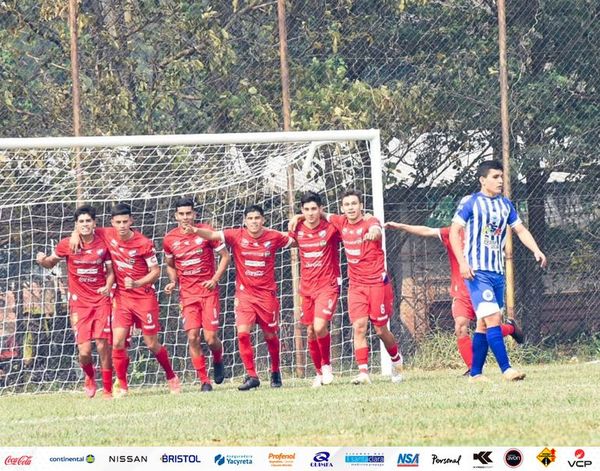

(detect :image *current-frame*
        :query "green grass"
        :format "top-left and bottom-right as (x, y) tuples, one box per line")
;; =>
(2, 362), (600, 446)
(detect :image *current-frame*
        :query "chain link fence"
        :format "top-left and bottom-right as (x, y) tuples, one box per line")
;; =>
(1, 0), (599, 378)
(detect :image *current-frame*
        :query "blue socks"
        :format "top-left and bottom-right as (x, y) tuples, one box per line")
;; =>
(487, 325), (511, 372)
(470, 332), (488, 376)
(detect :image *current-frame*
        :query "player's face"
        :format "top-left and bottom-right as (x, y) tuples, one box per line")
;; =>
(75, 214), (96, 237)
(111, 214), (133, 239)
(245, 211), (265, 236)
(341, 195), (363, 222)
(302, 202), (321, 226)
(174, 206), (196, 227)
(480, 169), (503, 196)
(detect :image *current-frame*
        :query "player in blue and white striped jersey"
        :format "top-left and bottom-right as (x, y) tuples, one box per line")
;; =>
(450, 160), (547, 382)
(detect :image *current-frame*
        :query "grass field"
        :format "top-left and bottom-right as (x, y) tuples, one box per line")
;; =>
(2, 362), (599, 446)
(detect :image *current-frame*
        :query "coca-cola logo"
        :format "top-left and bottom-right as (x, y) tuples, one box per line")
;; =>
(4, 455), (33, 466)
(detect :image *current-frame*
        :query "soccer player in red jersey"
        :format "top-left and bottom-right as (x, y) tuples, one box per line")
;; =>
(192, 205), (293, 391)
(384, 222), (523, 373)
(163, 197), (231, 392)
(290, 192), (340, 388)
(37, 205), (114, 398)
(70, 203), (180, 397)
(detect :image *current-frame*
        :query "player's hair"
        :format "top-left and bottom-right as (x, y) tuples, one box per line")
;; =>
(300, 191), (322, 207)
(111, 203), (132, 218)
(477, 160), (503, 178)
(341, 188), (363, 202)
(72, 205), (96, 222)
(244, 204), (264, 217)
(174, 197), (195, 211)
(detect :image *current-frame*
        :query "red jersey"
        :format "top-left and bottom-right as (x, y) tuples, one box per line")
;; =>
(163, 223), (225, 304)
(329, 214), (387, 286)
(221, 227), (292, 296)
(96, 227), (158, 299)
(438, 226), (469, 299)
(291, 219), (341, 295)
(54, 235), (112, 308)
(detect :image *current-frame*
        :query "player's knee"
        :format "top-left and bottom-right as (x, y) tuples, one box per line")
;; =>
(306, 324), (316, 340)
(187, 330), (200, 344)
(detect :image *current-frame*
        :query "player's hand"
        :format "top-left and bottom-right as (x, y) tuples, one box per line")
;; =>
(201, 278), (218, 290)
(288, 215), (303, 232)
(181, 223), (196, 235)
(364, 231), (378, 241)
(384, 222), (402, 230)
(69, 231), (82, 253)
(534, 250), (547, 268)
(459, 261), (475, 280)
(35, 252), (46, 265)
(97, 285), (110, 297)
(124, 277), (137, 289)
(363, 212), (373, 220)
(164, 282), (176, 295)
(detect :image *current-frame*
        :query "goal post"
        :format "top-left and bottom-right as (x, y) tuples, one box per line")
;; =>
(0, 129), (389, 394)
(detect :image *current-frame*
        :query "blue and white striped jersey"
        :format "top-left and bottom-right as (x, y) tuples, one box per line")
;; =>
(452, 192), (521, 274)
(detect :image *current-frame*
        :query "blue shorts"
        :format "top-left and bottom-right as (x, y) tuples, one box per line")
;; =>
(466, 270), (505, 319)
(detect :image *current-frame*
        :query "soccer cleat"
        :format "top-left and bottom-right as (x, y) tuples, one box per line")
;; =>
(270, 371), (283, 388)
(84, 376), (97, 398)
(238, 376), (260, 391)
(391, 362), (404, 383)
(468, 374), (491, 383)
(213, 361), (225, 385)
(102, 391), (113, 400)
(462, 368), (471, 377)
(351, 371), (372, 385)
(311, 374), (323, 389)
(200, 382), (213, 393)
(503, 368), (526, 381)
(321, 364), (334, 385)
(507, 318), (524, 344)
(167, 376), (182, 394)
(112, 387), (128, 398)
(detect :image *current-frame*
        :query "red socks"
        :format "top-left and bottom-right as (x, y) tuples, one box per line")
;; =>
(237, 333), (257, 377)
(192, 355), (210, 383)
(155, 346), (176, 380)
(355, 347), (369, 373)
(265, 336), (280, 373)
(101, 368), (112, 393)
(501, 323), (514, 337)
(308, 339), (322, 374)
(386, 343), (402, 363)
(112, 348), (129, 390)
(81, 362), (95, 380)
(211, 346), (223, 364)
(457, 335), (473, 368)
(317, 333), (331, 366)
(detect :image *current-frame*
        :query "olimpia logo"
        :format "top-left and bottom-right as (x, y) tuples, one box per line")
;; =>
(86, 455), (95, 464)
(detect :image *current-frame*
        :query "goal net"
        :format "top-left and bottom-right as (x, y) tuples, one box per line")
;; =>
(0, 130), (386, 394)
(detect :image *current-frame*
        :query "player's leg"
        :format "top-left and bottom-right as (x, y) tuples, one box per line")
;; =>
(301, 295), (322, 387)
(201, 294), (224, 385)
(452, 295), (475, 372)
(236, 322), (260, 391)
(95, 338), (112, 398)
(78, 340), (96, 398)
(313, 290), (338, 385)
(142, 333), (180, 393)
(371, 283), (403, 383)
(348, 285), (371, 384)
(256, 295), (282, 388)
(182, 302), (211, 390)
(111, 327), (130, 395)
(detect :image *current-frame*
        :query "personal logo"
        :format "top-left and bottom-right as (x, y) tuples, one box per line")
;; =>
(568, 449), (592, 468)
(311, 451), (333, 467)
(86, 455), (95, 464)
(504, 449), (522, 468)
(4, 456), (33, 466)
(397, 452), (419, 467)
(344, 452), (384, 466)
(161, 454), (201, 464)
(431, 454), (462, 466)
(268, 452), (295, 468)
(213, 453), (253, 466)
(473, 451), (493, 468)
(537, 448), (556, 467)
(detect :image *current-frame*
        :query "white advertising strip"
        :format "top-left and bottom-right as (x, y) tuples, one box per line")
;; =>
(0, 446), (596, 470)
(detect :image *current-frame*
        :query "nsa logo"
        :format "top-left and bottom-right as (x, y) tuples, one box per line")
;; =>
(397, 453), (419, 467)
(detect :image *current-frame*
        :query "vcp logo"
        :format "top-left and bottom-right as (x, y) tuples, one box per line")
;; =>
(568, 449), (592, 468)
(311, 451), (333, 467)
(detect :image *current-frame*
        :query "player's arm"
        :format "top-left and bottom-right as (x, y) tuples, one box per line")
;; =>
(288, 214), (304, 232)
(164, 256), (178, 295)
(183, 224), (223, 242)
(36, 252), (61, 269)
(384, 222), (438, 238)
(512, 223), (547, 268)
(98, 262), (114, 297)
(124, 264), (160, 290)
(450, 222), (474, 280)
(202, 247), (231, 291)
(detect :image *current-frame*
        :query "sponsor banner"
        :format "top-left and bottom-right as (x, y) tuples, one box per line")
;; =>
(0, 447), (598, 471)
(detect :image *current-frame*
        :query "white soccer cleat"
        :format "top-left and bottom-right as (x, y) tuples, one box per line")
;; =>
(311, 374), (323, 389)
(351, 371), (372, 385)
(391, 362), (404, 383)
(321, 364), (334, 385)
(503, 368), (526, 381)
(112, 387), (128, 398)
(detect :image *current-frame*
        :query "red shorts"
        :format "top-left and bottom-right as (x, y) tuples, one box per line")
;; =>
(181, 293), (220, 332)
(70, 303), (111, 344)
(300, 288), (339, 326)
(451, 295), (476, 321)
(235, 292), (279, 332)
(348, 282), (394, 327)
(113, 294), (160, 335)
